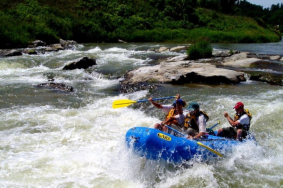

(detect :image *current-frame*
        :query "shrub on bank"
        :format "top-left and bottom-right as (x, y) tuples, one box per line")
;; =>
(186, 38), (212, 60)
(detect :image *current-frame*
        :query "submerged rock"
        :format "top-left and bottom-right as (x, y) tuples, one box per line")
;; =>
(36, 82), (74, 92)
(120, 82), (158, 93)
(248, 72), (283, 86)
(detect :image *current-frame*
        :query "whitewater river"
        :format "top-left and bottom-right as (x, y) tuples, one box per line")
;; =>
(0, 40), (283, 188)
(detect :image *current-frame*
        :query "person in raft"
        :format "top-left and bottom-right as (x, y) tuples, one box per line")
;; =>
(148, 94), (186, 133)
(184, 102), (209, 140)
(217, 102), (252, 141)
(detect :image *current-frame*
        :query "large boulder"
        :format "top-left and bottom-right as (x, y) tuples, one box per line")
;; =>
(122, 61), (246, 86)
(223, 52), (261, 67)
(63, 57), (97, 70)
(223, 58), (260, 67)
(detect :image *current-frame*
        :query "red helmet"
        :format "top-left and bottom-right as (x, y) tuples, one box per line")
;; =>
(234, 102), (244, 110)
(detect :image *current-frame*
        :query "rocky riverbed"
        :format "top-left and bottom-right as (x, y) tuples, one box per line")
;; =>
(120, 49), (283, 93)
(1, 41), (282, 93)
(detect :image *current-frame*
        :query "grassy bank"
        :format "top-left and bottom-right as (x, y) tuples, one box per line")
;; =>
(0, 0), (281, 48)
(126, 27), (280, 43)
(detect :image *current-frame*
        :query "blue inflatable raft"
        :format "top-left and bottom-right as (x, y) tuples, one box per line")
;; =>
(125, 127), (256, 163)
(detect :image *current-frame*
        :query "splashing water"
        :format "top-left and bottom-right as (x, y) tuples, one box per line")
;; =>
(0, 43), (283, 188)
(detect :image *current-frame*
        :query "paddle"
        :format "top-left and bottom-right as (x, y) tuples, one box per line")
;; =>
(166, 125), (187, 137)
(206, 121), (220, 135)
(165, 125), (223, 158)
(209, 121), (220, 130)
(197, 142), (223, 157)
(112, 96), (175, 109)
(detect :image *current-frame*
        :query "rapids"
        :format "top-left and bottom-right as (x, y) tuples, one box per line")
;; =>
(0, 41), (283, 188)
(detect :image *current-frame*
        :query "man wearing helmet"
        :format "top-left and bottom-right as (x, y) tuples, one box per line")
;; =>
(149, 94), (186, 133)
(217, 102), (252, 141)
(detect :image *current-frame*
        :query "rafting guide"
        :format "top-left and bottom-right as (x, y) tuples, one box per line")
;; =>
(148, 94), (186, 134)
(217, 102), (252, 141)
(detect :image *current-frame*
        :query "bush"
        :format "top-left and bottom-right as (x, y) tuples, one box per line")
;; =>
(187, 37), (212, 60)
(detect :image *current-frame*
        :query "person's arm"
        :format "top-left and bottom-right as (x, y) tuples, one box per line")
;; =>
(161, 117), (175, 126)
(148, 97), (163, 109)
(193, 115), (206, 139)
(224, 112), (239, 127)
(192, 132), (206, 139)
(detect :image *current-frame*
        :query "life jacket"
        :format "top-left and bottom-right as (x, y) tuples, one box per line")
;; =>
(165, 108), (178, 125)
(184, 110), (209, 132)
(234, 109), (252, 131)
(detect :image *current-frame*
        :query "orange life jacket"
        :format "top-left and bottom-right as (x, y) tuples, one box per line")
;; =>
(165, 108), (178, 125)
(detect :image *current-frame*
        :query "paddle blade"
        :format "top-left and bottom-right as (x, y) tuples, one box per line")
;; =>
(112, 99), (137, 109)
(197, 142), (223, 158)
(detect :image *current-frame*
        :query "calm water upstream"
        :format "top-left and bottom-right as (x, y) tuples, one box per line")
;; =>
(0, 39), (283, 188)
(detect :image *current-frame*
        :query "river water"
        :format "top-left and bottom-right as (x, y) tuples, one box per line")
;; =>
(0, 40), (283, 188)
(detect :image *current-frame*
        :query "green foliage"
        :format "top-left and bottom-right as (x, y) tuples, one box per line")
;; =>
(187, 37), (212, 60)
(0, 0), (281, 48)
(0, 11), (31, 48)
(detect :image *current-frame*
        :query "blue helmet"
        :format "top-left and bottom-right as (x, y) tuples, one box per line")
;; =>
(172, 99), (186, 107)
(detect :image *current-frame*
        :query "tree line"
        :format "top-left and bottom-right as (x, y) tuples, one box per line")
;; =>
(200, 0), (283, 31)
(0, 0), (281, 48)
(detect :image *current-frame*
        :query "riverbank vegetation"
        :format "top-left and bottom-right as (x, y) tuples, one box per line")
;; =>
(0, 0), (282, 48)
(187, 37), (212, 60)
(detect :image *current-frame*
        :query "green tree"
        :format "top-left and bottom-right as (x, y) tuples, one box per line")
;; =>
(220, 0), (239, 13)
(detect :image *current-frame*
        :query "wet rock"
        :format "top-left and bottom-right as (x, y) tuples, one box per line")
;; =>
(118, 50), (283, 93)
(43, 47), (55, 52)
(59, 39), (77, 50)
(170, 46), (188, 52)
(4, 50), (22, 56)
(49, 44), (64, 51)
(222, 52), (261, 67)
(36, 82), (74, 92)
(270, 55), (281, 60)
(28, 40), (46, 48)
(213, 50), (231, 57)
(223, 58), (260, 67)
(63, 57), (97, 70)
(122, 61), (246, 87)
(147, 48), (156, 52)
(167, 55), (188, 62)
(158, 47), (169, 53)
(224, 52), (249, 62)
(248, 72), (283, 86)
(118, 39), (127, 43)
(23, 49), (37, 55)
(120, 82), (158, 93)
